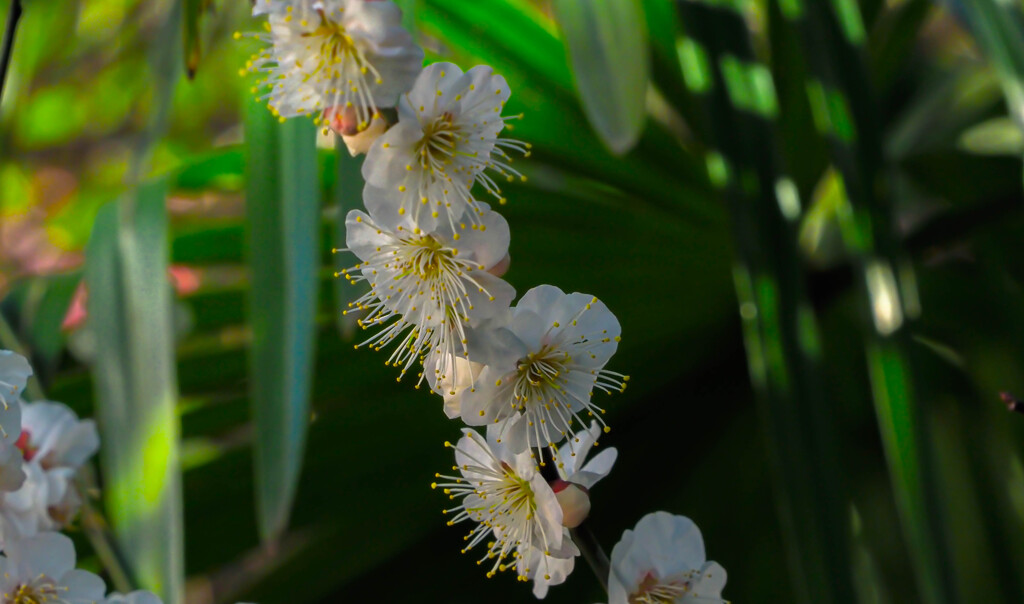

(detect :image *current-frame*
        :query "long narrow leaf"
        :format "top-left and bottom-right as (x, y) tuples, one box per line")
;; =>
(85, 182), (185, 603)
(244, 98), (320, 543)
(780, 2), (960, 602)
(552, 0), (650, 154)
(672, 3), (857, 603)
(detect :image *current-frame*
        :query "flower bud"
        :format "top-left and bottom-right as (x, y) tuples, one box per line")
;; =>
(323, 106), (390, 156)
(551, 479), (590, 528)
(487, 253), (511, 278)
(342, 116), (389, 156)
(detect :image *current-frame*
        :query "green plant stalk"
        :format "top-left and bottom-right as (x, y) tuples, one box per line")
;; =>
(780, 2), (959, 602)
(77, 473), (137, 595)
(571, 522), (610, 593)
(672, 3), (856, 602)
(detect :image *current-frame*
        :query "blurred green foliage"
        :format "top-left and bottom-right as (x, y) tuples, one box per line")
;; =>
(4, 0), (1024, 603)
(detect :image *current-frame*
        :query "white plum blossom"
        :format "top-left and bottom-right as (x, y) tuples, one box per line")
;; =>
(1, 401), (100, 537)
(0, 441), (25, 494)
(244, 0), (423, 129)
(551, 421), (618, 528)
(429, 355), (483, 419)
(362, 62), (531, 232)
(340, 186), (514, 387)
(19, 401), (100, 472)
(1, 462), (74, 538)
(0, 350), (29, 441)
(606, 512), (728, 604)
(432, 428), (577, 596)
(459, 285), (628, 455)
(521, 536), (577, 599)
(0, 531), (106, 604)
(554, 421), (618, 489)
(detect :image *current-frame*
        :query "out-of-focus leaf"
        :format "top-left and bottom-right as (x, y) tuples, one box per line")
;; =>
(799, 168), (850, 267)
(769, 0), (830, 199)
(868, 0), (931, 92)
(552, 0), (650, 154)
(675, 3), (857, 603)
(27, 273), (79, 365)
(394, 0), (417, 37)
(959, 116), (1024, 156)
(419, 0), (714, 218)
(244, 98), (320, 543)
(945, 0), (1024, 129)
(85, 182), (184, 603)
(784, 2), (961, 602)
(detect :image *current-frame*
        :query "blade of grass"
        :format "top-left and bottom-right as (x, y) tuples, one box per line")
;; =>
(673, 3), (856, 602)
(779, 2), (960, 602)
(244, 98), (320, 543)
(85, 181), (185, 603)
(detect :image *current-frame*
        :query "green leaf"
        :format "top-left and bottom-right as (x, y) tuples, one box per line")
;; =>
(674, 3), (858, 603)
(947, 0), (1024, 129)
(959, 116), (1024, 156)
(244, 99), (320, 543)
(783, 2), (961, 602)
(27, 273), (80, 366)
(84, 182), (184, 603)
(551, 0), (650, 154)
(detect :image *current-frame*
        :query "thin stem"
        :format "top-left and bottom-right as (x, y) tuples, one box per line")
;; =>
(571, 521), (610, 593)
(0, 0), (22, 108)
(77, 472), (137, 594)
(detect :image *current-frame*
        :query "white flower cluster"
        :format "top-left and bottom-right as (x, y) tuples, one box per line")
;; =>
(248, 1), (728, 601)
(0, 350), (170, 604)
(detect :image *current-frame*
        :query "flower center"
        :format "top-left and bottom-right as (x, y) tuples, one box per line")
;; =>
(294, 8), (384, 129)
(629, 574), (690, 603)
(398, 235), (454, 281)
(494, 462), (536, 515)
(417, 113), (461, 175)
(308, 11), (356, 65)
(6, 578), (62, 604)
(14, 430), (36, 463)
(514, 345), (570, 403)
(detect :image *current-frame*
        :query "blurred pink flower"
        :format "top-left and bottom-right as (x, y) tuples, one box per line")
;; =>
(61, 265), (201, 332)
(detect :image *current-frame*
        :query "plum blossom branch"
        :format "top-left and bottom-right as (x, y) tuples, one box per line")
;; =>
(246, 2), (727, 601)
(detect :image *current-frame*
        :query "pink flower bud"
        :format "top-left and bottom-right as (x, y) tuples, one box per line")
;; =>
(487, 253), (511, 277)
(342, 116), (389, 156)
(551, 478), (591, 528)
